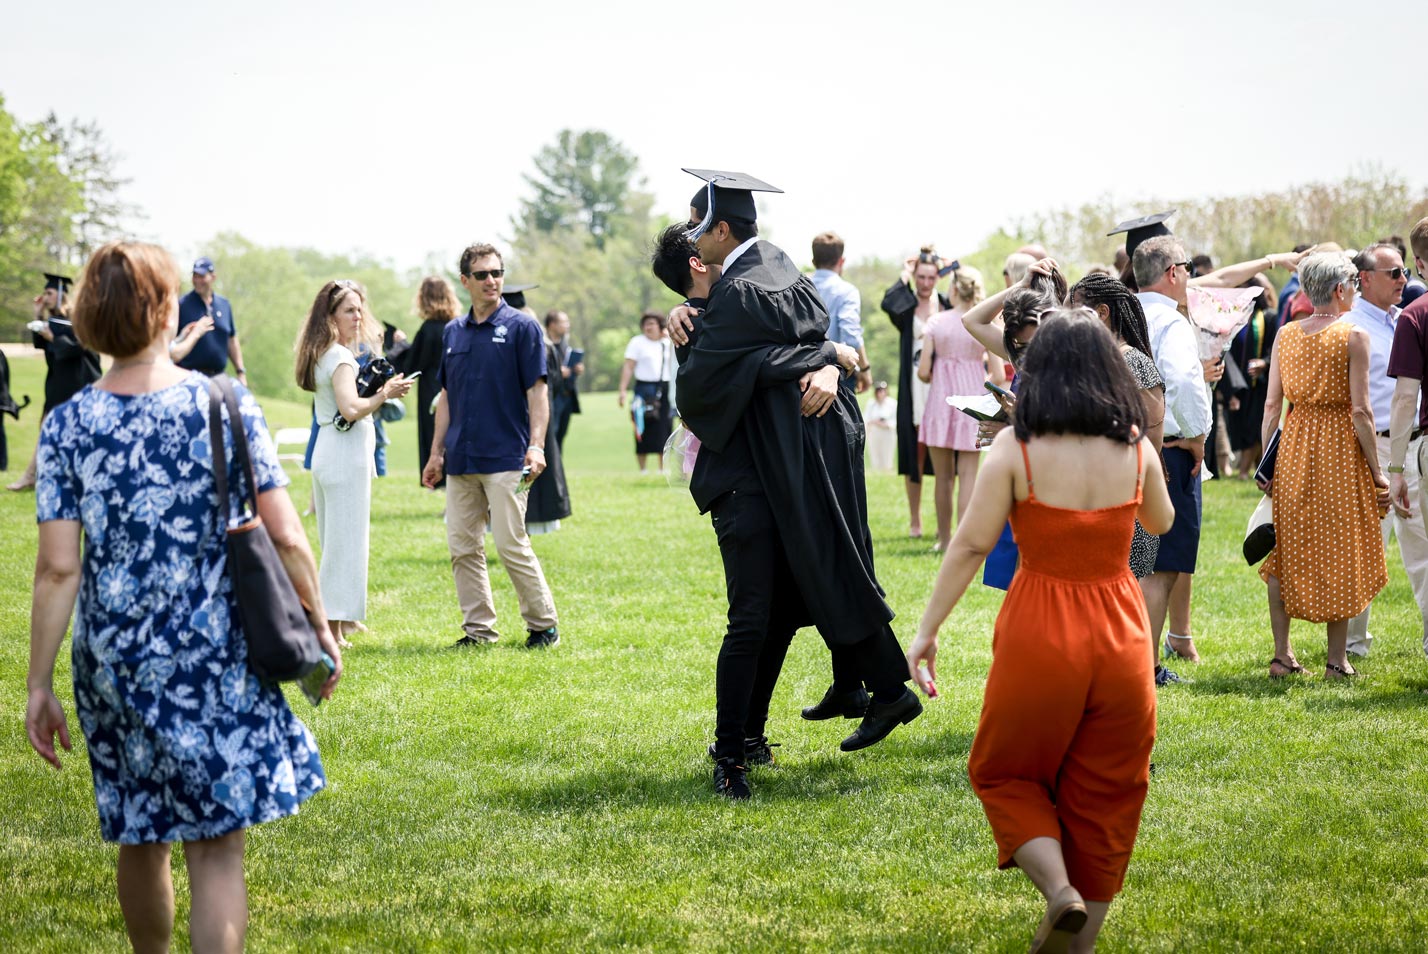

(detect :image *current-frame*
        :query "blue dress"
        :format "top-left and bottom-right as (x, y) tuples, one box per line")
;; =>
(36, 372), (326, 844)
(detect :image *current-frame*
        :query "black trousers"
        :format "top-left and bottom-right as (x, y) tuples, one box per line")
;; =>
(710, 490), (908, 762)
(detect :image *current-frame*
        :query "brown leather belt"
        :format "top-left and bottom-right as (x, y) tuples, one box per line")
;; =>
(1378, 428), (1424, 440)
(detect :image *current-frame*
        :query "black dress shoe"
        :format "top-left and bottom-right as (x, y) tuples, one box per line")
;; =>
(713, 759), (751, 800)
(707, 736), (780, 767)
(840, 688), (922, 752)
(800, 685), (870, 721)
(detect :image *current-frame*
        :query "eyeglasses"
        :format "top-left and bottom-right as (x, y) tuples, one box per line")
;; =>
(331, 279), (359, 297)
(1166, 260), (1192, 275)
(1338, 277), (1362, 292)
(1363, 266), (1411, 281)
(465, 268), (505, 281)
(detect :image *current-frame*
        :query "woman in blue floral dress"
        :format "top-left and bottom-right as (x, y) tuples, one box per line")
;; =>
(26, 242), (343, 952)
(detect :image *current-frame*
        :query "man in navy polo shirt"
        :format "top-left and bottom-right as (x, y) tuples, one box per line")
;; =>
(422, 242), (560, 649)
(170, 256), (247, 384)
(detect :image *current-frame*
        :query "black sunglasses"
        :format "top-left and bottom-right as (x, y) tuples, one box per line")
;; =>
(465, 268), (505, 281)
(1363, 266), (1411, 281)
(1166, 260), (1193, 275)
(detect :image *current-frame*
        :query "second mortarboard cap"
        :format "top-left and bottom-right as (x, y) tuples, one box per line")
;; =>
(1108, 210), (1176, 259)
(501, 282), (538, 310)
(684, 169), (783, 240)
(43, 272), (73, 293)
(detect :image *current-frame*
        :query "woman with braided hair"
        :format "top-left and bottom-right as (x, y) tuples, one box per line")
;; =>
(1070, 272), (1167, 578)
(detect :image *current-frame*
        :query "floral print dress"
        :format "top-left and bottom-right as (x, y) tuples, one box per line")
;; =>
(37, 373), (326, 844)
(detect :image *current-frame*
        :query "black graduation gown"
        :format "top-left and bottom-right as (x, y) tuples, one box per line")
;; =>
(0, 351), (33, 471)
(38, 317), (101, 413)
(398, 318), (450, 486)
(880, 282), (947, 481)
(526, 341), (572, 525)
(678, 241), (895, 647)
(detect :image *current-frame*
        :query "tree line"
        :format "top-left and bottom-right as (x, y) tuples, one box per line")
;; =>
(4, 98), (1425, 398)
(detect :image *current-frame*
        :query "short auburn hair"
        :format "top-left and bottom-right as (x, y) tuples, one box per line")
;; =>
(71, 241), (181, 359)
(459, 242), (503, 276)
(811, 231), (844, 269)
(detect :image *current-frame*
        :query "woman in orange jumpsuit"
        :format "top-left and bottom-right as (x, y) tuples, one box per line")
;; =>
(907, 309), (1174, 953)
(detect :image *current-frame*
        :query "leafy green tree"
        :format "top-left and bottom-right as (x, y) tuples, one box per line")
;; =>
(513, 129), (644, 249)
(0, 96), (83, 339)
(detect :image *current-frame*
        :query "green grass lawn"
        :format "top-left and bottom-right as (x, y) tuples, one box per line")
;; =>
(3, 352), (1428, 952)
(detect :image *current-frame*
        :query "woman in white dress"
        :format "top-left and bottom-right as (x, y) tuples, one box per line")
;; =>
(864, 381), (897, 473)
(294, 280), (412, 645)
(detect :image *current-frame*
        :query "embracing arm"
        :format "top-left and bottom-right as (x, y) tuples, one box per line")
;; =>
(1194, 250), (1308, 289)
(26, 520), (82, 769)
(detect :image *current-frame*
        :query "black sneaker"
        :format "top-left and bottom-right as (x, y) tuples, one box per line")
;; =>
(525, 627), (560, 649)
(453, 634), (497, 648)
(707, 736), (781, 767)
(713, 759), (751, 800)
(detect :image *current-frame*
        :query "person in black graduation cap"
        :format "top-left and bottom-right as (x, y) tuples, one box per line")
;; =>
(8, 273), (102, 491)
(666, 170), (923, 800)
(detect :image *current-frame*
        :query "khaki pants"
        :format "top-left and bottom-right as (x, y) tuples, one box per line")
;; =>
(446, 471), (558, 640)
(1348, 435), (1428, 657)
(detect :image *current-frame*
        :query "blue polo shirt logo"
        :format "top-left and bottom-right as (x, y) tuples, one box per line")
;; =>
(494, 325), (509, 342)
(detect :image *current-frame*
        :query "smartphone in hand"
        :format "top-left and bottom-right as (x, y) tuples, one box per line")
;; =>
(516, 465), (534, 493)
(984, 381), (1015, 402)
(300, 652), (336, 706)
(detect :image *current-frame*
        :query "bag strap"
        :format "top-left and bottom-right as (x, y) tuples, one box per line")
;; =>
(206, 376), (259, 525)
(206, 378), (233, 528)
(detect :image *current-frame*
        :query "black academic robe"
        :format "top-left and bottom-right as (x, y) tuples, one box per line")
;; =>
(37, 317), (101, 413)
(526, 340), (572, 525)
(397, 318), (450, 486)
(0, 351), (33, 471)
(677, 240), (895, 647)
(880, 282), (948, 481)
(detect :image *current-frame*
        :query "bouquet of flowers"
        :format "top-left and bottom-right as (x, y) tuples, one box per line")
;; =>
(1186, 285), (1264, 360)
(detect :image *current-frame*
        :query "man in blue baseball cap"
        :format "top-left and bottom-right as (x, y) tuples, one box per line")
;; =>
(170, 256), (247, 384)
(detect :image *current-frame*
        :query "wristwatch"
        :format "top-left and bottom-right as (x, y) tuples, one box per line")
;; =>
(1388, 465), (1405, 474)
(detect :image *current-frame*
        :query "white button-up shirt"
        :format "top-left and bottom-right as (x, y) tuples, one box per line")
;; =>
(1344, 296), (1401, 429)
(1139, 291), (1212, 439)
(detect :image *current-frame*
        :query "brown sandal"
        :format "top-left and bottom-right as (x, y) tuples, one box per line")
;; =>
(1269, 657), (1307, 678)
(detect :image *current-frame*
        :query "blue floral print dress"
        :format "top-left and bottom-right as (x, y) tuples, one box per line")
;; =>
(36, 373), (326, 844)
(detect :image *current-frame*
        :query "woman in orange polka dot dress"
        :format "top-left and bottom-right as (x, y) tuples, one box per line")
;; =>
(1259, 252), (1388, 679)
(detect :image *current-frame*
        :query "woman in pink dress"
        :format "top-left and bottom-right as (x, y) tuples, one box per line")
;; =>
(919, 266), (1006, 551)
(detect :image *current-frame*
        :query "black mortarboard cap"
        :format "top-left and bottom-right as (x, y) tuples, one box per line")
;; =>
(1108, 210), (1176, 259)
(684, 169), (783, 239)
(43, 272), (73, 306)
(501, 282), (538, 310)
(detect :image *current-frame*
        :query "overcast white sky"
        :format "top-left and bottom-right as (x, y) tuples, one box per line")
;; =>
(3, 0), (1419, 271)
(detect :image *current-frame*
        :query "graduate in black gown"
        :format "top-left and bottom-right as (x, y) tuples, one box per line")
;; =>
(397, 276), (463, 488)
(9, 273), (101, 491)
(503, 284), (571, 531)
(661, 170), (921, 800)
(0, 350), (32, 472)
(880, 251), (949, 535)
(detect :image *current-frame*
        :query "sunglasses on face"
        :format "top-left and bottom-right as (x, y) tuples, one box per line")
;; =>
(1165, 260), (1193, 276)
(1364, 266), (1411, 281)
(465, 268), (505, 281)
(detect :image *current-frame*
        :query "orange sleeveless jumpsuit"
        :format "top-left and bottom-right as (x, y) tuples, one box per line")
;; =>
(967, 441), (1156, 902)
